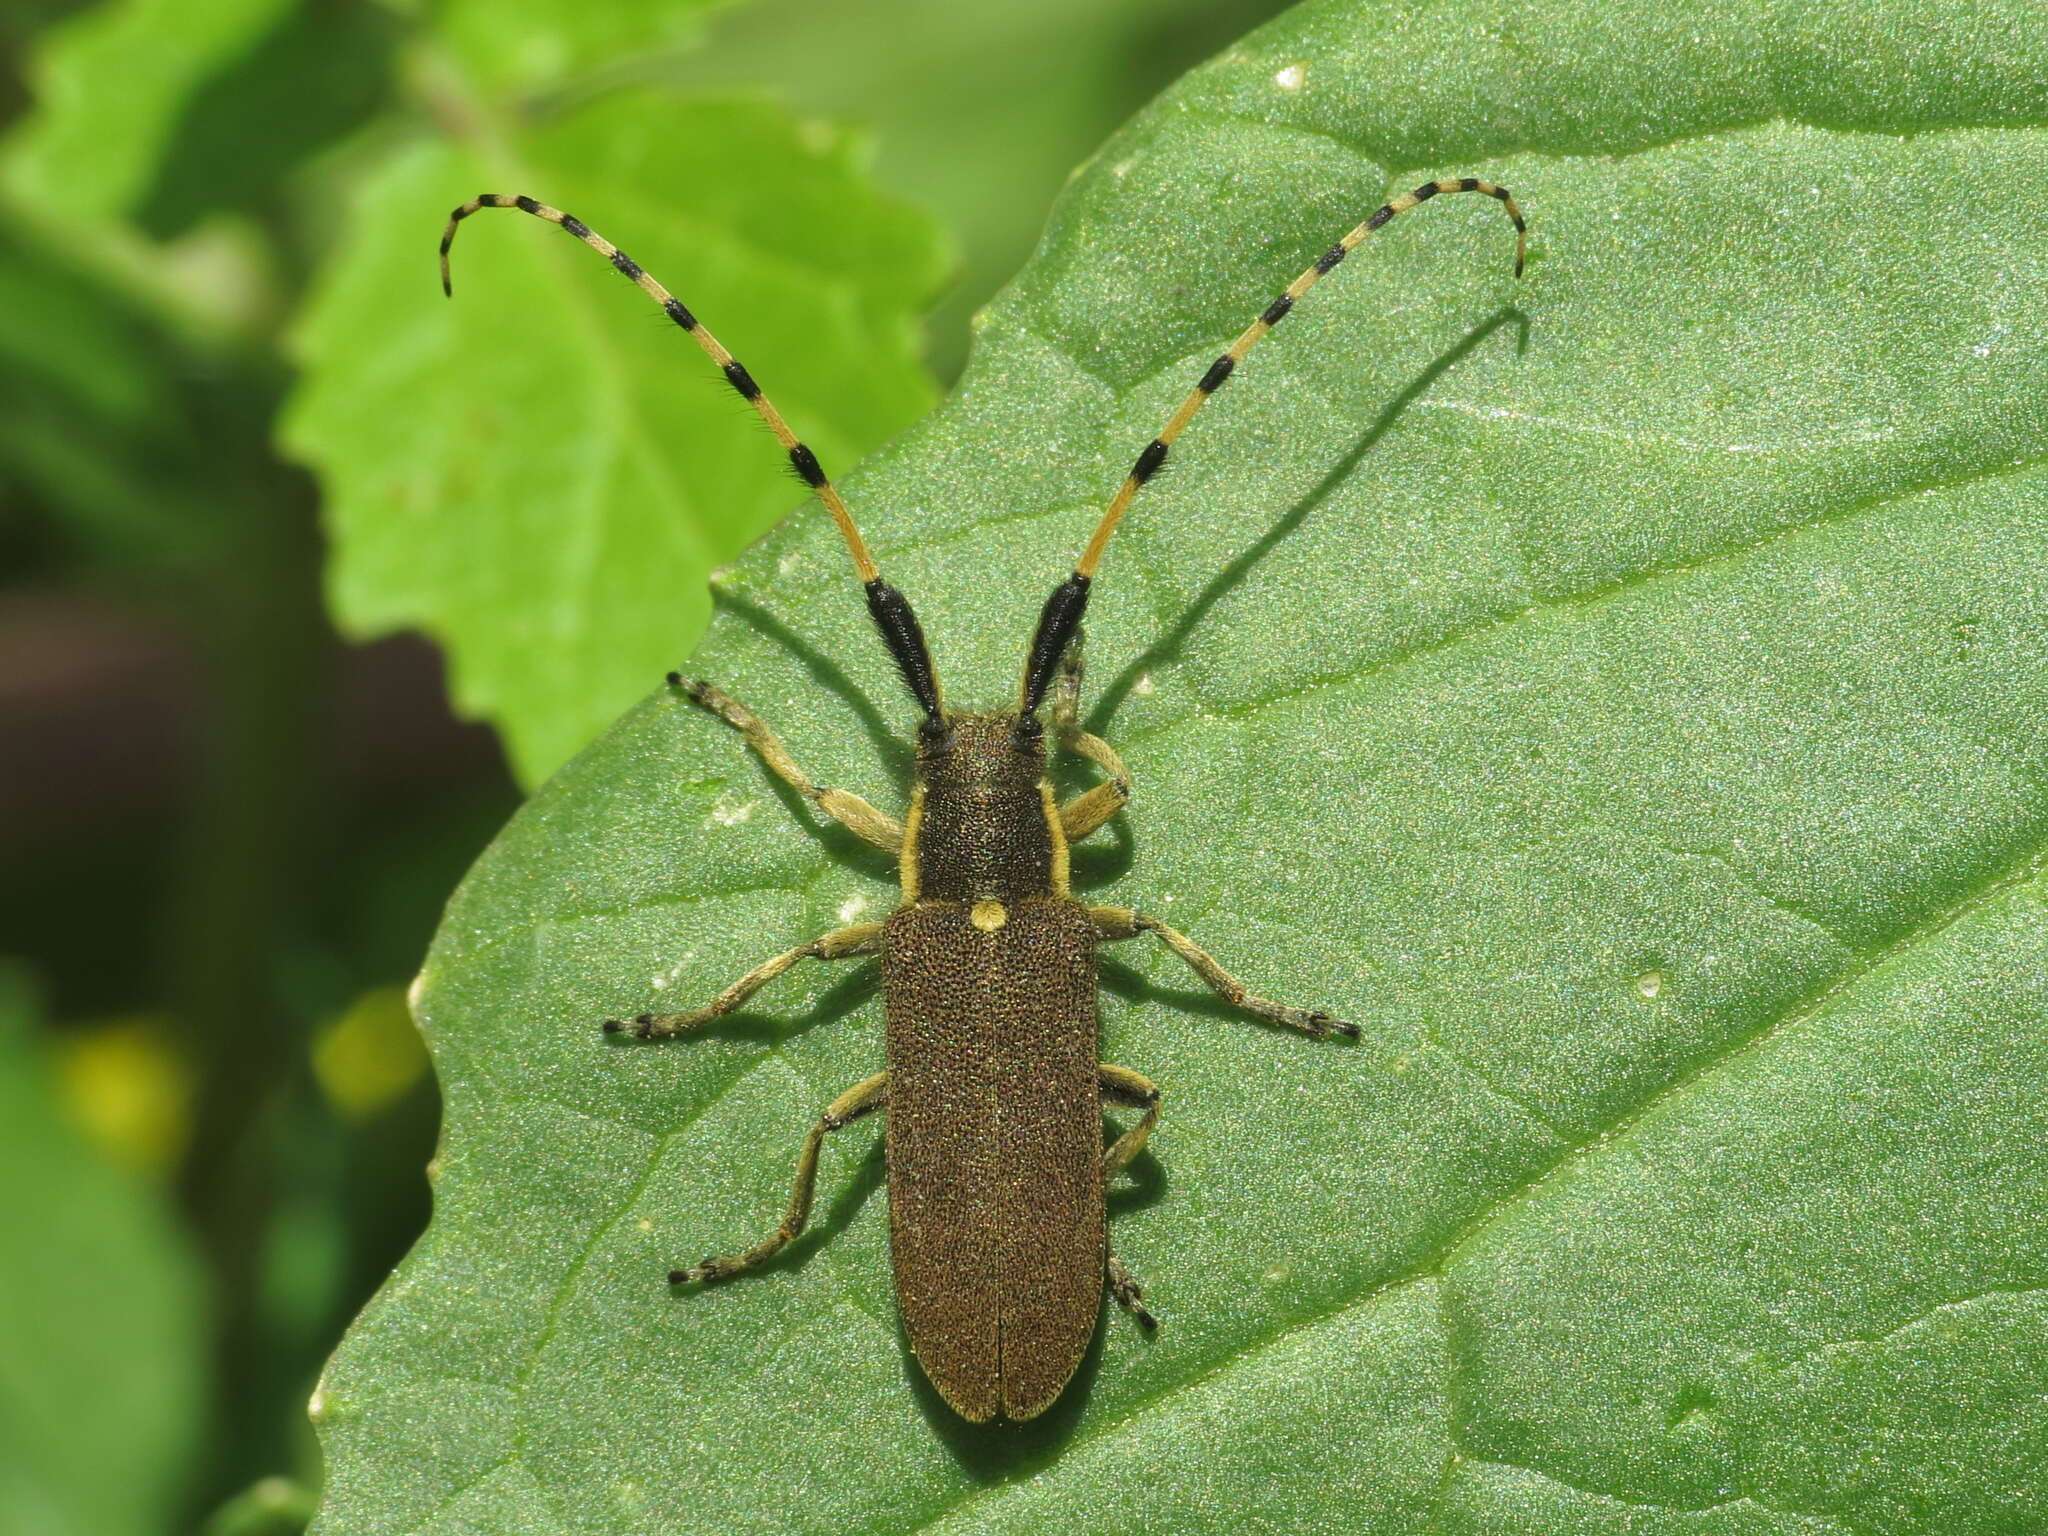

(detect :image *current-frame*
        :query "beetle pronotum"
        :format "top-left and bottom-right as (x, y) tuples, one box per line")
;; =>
(441, 176), (1524, 1422)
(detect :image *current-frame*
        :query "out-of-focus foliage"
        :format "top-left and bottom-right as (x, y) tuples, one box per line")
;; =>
(4, 0), (303, 224)
(53, 1014), (193, 1172)
(0, 967), (204, 1536)
(673, 0), (1301, 378)
(200, 1477), (319, 1536)
(285, 94), (948, 784)
(312, 987), (428, 1123)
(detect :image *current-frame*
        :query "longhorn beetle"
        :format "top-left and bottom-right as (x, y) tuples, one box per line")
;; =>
(441, 176), (1524, 1423)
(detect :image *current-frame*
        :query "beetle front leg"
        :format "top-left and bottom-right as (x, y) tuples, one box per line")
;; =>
(1051, 631), (1132, 843)
(671, 1071), (888, 1285)
(605, 922), (884, 1039)
(676, 677), (904, 852)
(1090, 906), (1358, 1040)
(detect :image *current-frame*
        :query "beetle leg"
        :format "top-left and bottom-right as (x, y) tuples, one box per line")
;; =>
(1100, 1061), (1161, 1178)
(670, 1071), (888, 1285)
(1106, 1253), (1158, 1330)
(1052, 632), (1132, 842)
(1089, 906), (1359, 1040)
(676, 677), (904, 852)
(605, 922), (884, 1039)
(1101, 1063), (1162, 1328)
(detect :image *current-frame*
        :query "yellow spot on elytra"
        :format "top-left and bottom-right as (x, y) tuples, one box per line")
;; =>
(970, 900), (1008, 933)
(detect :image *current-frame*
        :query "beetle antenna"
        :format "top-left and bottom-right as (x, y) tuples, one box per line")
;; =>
(442, 195), (944, 726)
(1019, 176), (1524, 715)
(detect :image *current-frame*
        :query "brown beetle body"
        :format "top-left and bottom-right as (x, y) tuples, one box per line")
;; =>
(444, 175), (1524, 1421)
(884, 716), (1102, 1420)
(884, 898), (1102, 1420)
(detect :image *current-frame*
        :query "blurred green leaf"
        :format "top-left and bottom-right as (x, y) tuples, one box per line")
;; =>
(284, 89), (948, 784)
(131, 0), (396, 242)
(0, 226), (234, 564)
(2, 0), (395, 240)
(674, 0), (1298, 379)
(308, 0), (2048, 1532)
(201, 1477), (316, 1536)
(0, 968), (205, 1535)
(434, 0), (737, 98)
(2, 0), (298, 223)
(312, 986), (428, 1122)
(4, 0), (391, 245)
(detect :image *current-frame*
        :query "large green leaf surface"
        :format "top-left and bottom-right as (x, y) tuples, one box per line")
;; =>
(312, 0), (2048, 1530)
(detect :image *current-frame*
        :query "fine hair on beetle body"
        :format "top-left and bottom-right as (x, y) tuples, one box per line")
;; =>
(440, 177), (1525, 1424)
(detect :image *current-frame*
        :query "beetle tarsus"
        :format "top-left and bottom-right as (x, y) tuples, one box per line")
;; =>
(1298, 1009), (1361, 1040)
(1108, 1253), (1159, 1330)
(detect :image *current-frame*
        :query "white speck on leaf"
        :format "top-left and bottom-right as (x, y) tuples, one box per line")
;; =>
(707, 796), (757, 828)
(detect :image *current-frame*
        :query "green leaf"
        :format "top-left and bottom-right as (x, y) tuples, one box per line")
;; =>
(201, 1476), (317, 1536)
(0, 224), (241, 565)
(310, 1), (2048, 1531)
(283, 89), (948, 784)
(668, 0), (1301, 378)
(432, 0), (738, 98)
(0, 969), (205, 1536)
(2, 0), (299, 223)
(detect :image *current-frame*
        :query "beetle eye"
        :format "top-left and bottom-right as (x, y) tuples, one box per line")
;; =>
(1011, 715), (1045, 753)
(916, 718), (954, 755)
